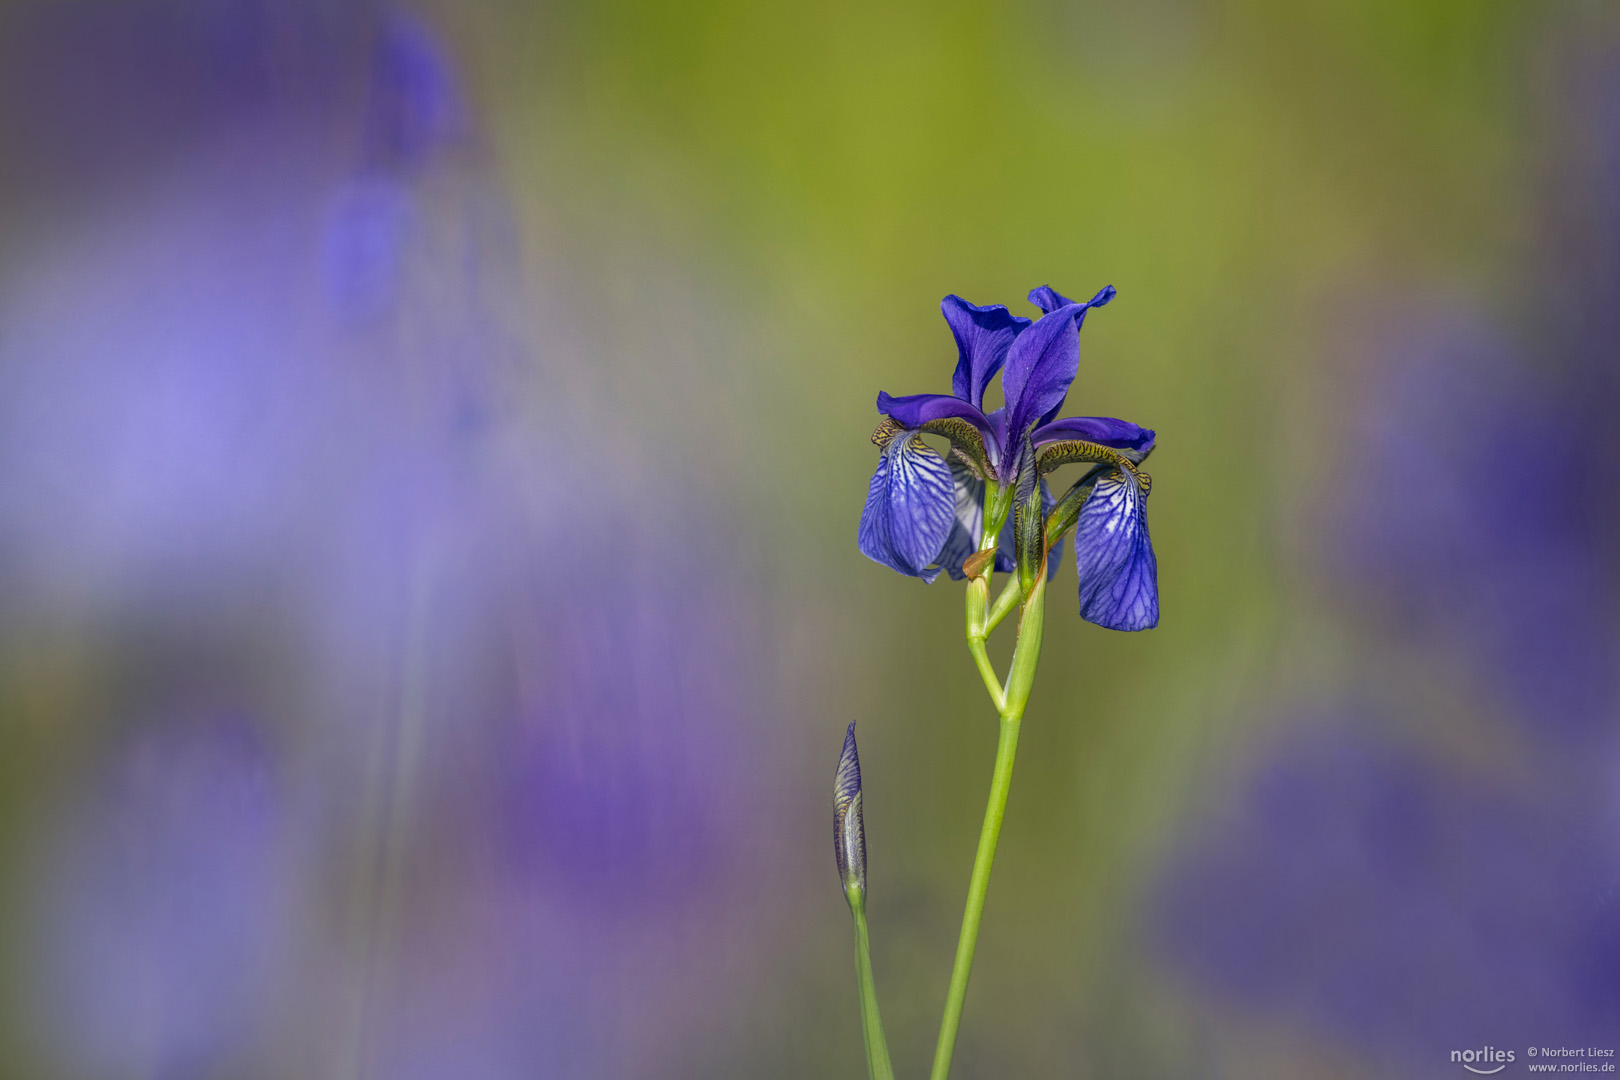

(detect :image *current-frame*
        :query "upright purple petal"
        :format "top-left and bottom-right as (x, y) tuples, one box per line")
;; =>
(1032, 416), (1156, 461)
(1025, 285), (1116, 426)
(858, 430), (956, 578)
(1000, 305), (1084, 444)
(1027, 283), (1116, 316)
(942, 296), (1031, 409)
(1073, 470), (1158, 630)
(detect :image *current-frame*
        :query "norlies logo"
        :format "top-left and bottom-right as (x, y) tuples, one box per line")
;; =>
(1453, 1046), (1516, 1074)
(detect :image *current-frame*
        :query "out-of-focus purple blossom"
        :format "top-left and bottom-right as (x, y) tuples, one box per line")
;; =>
(1157, 307), (1620, 1069)
(0, 0), (362, 192)
(323, 175), (417, 323)
(0, 3), (522, 636)
(0, 164), (327, 604)
(29, 713), (295, 1079)
(485, 517), (768, 914)
(322, 11), (475, 326)
(337, 509), (774, 1079)
(1156, 720), (1620, 1070)
(1320, 48), (1620, 746)
(1156, 48), (1620, 1074)
(361, 881), (634, 1080)
(1327, 313), (1618, 743)
(0, 5), (784, 1078)
(361, 11), (467, 170)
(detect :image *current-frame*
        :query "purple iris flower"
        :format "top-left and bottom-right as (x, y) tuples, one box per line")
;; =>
(857, 284), (1160, 630)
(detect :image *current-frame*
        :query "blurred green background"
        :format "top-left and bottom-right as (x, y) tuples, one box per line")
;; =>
(1, 2), (1616, 1077)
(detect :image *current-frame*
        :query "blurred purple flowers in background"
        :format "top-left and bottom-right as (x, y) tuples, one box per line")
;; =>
(33, 715), (293, 1079)
(0, 5), (779, 1077)
(323, 12), (473, 326)
(3, 1), (1616, 1076)
(1332, 317), (1618, 745)
(1152, 50), (1620, 1075)
(1160, 720), (1620, 1068)
(1155, 348), (1620, 1067)
(490, 526), (766, 914)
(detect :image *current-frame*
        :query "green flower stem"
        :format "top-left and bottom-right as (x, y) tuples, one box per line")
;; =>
(965, 638), (1005, 713)
(964, 577), (1005, 712)
(984, 572), (1022, 635)
(848, 887), (896, 1080)
(964, 481), (1021, 709)
(931, 576), (1047, 1080)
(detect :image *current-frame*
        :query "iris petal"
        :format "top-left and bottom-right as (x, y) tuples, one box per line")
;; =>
(943, 296), (1031, 410)
(1073, 469), (1158, 630)
(1027, 283), (1116, 316)
(876, 391), (993, 428)
(877, 391), (1000, 475)
(1001, 306), (1084, 445)
(935, 460), (986, 581)
(1021, 286), (1117, 427)
(857, 428), (957, 578)
(1032, 416), (1155, 462)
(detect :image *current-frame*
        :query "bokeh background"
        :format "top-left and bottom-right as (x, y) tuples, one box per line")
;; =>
(1, 2), (1617, 1077)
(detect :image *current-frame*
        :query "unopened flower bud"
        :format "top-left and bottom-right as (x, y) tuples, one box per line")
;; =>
(833, 721), (867, 904)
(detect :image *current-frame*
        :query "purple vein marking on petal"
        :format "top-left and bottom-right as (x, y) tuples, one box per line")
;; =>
(1073, 470), (1158, 630)
(857, 431), (955, 577)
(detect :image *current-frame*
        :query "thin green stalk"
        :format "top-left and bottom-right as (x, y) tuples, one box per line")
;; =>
(965, 482), (1015, 710)
(964, 576), (1005, 712)
(984, 573), (1021, 635)
(931, 578), (1047, 1080)
(966, 636), (1005, 712)
(849, 889), (895, 1080)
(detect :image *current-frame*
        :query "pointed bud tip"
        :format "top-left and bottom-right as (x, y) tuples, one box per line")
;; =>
(833, 721), (867, 901)
(834, 720), (861, 814)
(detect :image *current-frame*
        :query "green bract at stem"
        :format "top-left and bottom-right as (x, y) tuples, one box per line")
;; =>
(931, 574), (1048, 1080)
